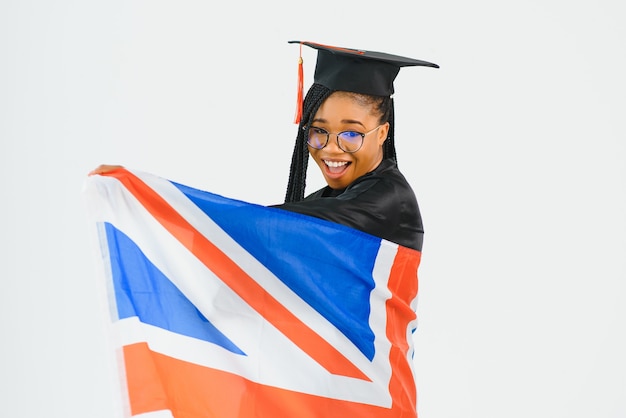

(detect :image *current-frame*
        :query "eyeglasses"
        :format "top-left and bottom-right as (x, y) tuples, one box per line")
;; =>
(304, 125), (382, 153)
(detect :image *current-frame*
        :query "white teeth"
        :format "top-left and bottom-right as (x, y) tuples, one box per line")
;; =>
(324, 160), (348, 168)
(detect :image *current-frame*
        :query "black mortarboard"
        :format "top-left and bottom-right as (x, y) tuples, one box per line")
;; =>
(289, 40), (439, 97)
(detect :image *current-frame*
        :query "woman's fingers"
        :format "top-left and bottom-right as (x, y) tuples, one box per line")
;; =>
(88, 164), (124, 176)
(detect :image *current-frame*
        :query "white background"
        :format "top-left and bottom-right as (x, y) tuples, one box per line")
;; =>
(1, 1), (625, 417)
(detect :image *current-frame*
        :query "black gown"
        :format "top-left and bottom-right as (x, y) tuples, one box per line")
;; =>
(274, 159), (424, 252)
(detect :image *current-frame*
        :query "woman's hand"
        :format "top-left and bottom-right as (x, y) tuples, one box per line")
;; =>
(88, 164), (125, 176)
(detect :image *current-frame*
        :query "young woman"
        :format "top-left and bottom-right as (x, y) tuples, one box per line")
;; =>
(88, 41), (438, 416)
(274, 41), (438, 252)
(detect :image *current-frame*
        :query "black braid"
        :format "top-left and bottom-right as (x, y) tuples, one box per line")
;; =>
(383, 98), (397, 164)
(284, 84), (333, 203)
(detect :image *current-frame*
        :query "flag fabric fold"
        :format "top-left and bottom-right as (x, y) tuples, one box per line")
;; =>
(84, 168), (421, 418)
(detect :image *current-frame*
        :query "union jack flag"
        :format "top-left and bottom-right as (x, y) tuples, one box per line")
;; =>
(84, 168), (422, 418)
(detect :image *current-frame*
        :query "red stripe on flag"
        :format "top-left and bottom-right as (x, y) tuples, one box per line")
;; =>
(385, 245), (421, 416)
(124, 339), (420, 418)
(103, 168), (369, 381)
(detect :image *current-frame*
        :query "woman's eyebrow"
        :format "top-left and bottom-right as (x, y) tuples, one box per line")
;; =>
(340, 119), (366, 128)
(310, 118), (366, 128)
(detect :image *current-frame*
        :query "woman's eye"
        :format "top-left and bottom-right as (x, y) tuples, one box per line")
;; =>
(311, 127), (328, 135)
(340, 131), (362, 140)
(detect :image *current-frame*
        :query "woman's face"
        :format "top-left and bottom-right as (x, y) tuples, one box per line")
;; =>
(308, 92), (389, 190)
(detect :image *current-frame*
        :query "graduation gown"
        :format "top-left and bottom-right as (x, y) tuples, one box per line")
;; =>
(274, 159), (424, 251)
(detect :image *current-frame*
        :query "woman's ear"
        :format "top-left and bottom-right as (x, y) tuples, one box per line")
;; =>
(377, 122), (390, 146)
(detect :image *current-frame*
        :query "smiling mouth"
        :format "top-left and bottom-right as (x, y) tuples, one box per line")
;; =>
(324, 160), (350, 175)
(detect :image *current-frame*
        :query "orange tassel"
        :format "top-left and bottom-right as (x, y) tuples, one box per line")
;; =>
(293, 44), (304, 124)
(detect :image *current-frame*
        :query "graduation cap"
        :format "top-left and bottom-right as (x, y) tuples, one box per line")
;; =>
(289, 40), (439, 123)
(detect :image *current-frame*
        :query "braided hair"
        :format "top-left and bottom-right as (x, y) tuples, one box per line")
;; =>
(284, 83), (397, 203)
